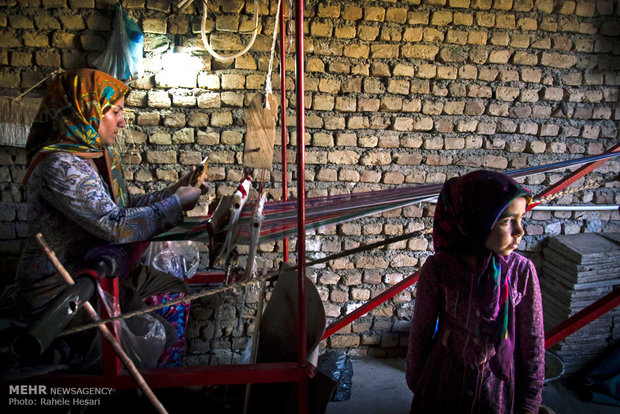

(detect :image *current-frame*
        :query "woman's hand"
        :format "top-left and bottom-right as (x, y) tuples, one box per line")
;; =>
(177, 169), (194, 188)
(194, 176), (209, 195)
(171, 167), (209, 195)
(174, 186), (202, 211)
(172, 168), (194, 190)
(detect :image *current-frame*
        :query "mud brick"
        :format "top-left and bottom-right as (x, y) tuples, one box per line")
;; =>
(496, 13), (516, 29)
(513, 51), (538, 65)
(489, 50), (511, 64)
(387, 7), (408, 24)
(496, 86), (520, 101)
(453, 12), (474, 26)
(510, 106), (532, 118)
(488, 103), (509, 116)
(541, 52), (578, 68)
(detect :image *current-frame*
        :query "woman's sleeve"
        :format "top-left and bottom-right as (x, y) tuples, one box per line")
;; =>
(40, 154), (184, 244)
(406, 257), (440, 392)
(128, 187), (175, 208)
(515, 259), (545, 413)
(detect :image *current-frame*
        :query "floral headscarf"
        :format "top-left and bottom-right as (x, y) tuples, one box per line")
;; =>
(433, 170), (531, 380)
(24, 68), (130, 207)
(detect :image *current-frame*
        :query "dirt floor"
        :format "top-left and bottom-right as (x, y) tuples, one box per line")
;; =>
(325, 358), (620, 414)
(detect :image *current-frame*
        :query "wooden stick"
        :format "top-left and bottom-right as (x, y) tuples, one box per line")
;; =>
(14, 68), (63, 101)
(176, 0), (194, 11)
(192, 156), (208, 188)
(242, 278), (267, 414)
(36, 233), (168, 414)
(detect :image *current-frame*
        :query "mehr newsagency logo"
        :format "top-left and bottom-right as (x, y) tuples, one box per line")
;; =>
(7, 384), (114, 408)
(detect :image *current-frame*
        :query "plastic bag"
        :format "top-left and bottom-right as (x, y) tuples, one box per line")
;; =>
(317, 351), (354, 402)
(142, 241), (200, 279)
(97, 283), (166, 369)
(93, 2), (143, 82)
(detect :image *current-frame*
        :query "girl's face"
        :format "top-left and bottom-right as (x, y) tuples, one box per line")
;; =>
(98, 97), (126, 146)
(485, 196), (527, 257)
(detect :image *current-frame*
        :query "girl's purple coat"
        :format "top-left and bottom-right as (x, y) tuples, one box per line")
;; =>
(407, 171), (544, 413)
(406, 251), (545, 413)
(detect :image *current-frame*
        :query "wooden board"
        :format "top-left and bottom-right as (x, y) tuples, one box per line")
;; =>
(542, 261), (620, 286)
(243, 93), (278, 170)
(547, 233), (620, 265)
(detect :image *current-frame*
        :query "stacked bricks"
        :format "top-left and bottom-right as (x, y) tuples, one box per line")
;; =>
(0, 0), (618, 361)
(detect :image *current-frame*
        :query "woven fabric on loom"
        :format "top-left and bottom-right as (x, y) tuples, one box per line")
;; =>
(153, 152), (619, 244)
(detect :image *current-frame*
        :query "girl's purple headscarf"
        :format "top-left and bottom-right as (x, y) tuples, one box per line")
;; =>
(433, 170), (531, 254)
(433, 170), (531, 380)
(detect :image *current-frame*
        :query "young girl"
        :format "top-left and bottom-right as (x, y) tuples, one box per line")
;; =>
(406, 171), (545, 413)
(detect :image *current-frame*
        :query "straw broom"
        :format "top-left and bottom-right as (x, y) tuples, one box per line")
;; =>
(0, 96), (41, 147)
(0, 69), (62, 147)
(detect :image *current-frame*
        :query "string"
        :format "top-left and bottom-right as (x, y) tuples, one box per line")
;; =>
(152, 151), (620, 245)
(264, 0), (283, 108)
(14, 68), (63, 101)
(533, 181), (602, 204)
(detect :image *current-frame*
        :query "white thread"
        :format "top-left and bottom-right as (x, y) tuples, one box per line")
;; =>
(264, 0), (283, 109)
(200, 0), (259, 62)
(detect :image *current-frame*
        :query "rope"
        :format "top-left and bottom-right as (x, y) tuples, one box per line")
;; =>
(533, 181), (602, 205)
(200, 0), (259, 61)
(264, 0), (282, 108)
(14, 68), (63, 101)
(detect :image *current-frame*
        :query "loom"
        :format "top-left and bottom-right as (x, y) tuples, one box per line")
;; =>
(15, 145), (613, 412)
(154, 150), (620, 251)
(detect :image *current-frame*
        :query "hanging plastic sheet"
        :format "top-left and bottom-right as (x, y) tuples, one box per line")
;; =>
(93, 2), (144, 82)
(142, 241), (200, 280)
(97, 284), (166, 368)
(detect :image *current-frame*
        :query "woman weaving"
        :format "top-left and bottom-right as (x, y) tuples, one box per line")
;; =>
(15, 68), (208, 367)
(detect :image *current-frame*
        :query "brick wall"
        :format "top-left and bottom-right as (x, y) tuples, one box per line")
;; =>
(0, 0), (618, 362)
